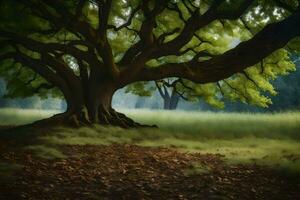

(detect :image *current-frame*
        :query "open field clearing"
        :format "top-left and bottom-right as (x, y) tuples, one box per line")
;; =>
(1, 108), (300, 139)
(0, 109), (300, 199)
(1, 108), (300, 170)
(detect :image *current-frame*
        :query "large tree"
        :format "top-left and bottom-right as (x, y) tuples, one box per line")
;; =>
(0, 0), (300, 127)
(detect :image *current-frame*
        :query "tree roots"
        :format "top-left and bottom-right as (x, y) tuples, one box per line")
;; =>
(29, 108), (157, 129)
(98, 108), (157, 129)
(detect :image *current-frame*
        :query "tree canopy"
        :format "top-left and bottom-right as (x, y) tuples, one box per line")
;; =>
(0, 0), (300, 127)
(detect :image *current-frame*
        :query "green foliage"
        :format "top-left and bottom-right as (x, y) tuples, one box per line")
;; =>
(219, 49), (295, 107)
(0, 0), (299, 108)
(25, 145), (66, 160)
(124, 1), (297, 109)
(0, 65), (62, 99)
(138, 14), (297, 107)
(125, 82), (156, 96)
(194, 84), (225, 108)
(0, 0), (81, 99)
(134, 49), (296, 109)
(289, 38), (300, 52)
(0, 108), (58, 126)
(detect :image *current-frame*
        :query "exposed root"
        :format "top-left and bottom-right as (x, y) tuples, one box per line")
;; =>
(66, 107), (91, 127)
(98, 108), (157, 128)
(113, 109), (157, 128)
(16, 108), (157, 129)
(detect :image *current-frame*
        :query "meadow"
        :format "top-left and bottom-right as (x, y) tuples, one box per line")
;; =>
(1, 108), (300, 173)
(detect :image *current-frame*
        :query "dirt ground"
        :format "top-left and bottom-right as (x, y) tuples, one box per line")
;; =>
(0, 143), (299, 200)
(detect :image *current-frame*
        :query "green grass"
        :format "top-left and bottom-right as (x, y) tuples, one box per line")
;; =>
(123, 109), (300, 140)
(1, 108), (300, 139)
(139, 138), (300, 171)
(39, 126), (300, 171)
(0, 108), (58, 126)
(184, 163), (212, 176)
(1, 108), (300, 173)
(25, 145), (66, 159)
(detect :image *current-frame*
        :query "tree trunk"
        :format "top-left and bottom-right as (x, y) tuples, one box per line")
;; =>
(31, 74), (154, 128)
(64, 83), (142, 128)
(163, 96), (171, 110)
(162, 90), (180, 110)
(169, 92), (180, 110)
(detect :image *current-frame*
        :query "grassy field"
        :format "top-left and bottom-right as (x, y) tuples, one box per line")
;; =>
(1, 108), (300, 173)
(0, 108), (59, 126)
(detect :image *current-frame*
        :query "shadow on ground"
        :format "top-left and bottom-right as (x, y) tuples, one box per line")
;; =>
(0, 142), (299, 200)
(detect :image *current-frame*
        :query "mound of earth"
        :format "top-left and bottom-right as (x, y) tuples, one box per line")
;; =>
(0, 144), (299, 200)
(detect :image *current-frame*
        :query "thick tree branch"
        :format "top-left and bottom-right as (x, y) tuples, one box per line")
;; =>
(0, 51), (75, 103)
(0, 31), (87, 97)
(148, 0), (254, 59)
(16, 0), (82, 40)
(0, 52), (65, 89)
(155, 81), (167, 98)
(126, 10), (300, 85)
(119, 0), (169, 65)
(0, 30), (91, 62)
(119, 0), (254, 82)
(94, 0), (120, 79)
(0, 29), (99, 78)
(98, 0), (112, 37)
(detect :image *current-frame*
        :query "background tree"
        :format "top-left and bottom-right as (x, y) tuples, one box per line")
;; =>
(155, 79), (182, 110)
(154, 78), (203, 110)
(0, 0), (300, 127)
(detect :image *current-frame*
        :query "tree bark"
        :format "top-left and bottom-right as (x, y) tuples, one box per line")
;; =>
(30, 74), (151, 128)
(163, 96), (171, 110)
(64, 86), (140, 128)
(169, 92), (180, 110)
(162, 90), (180, 110)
